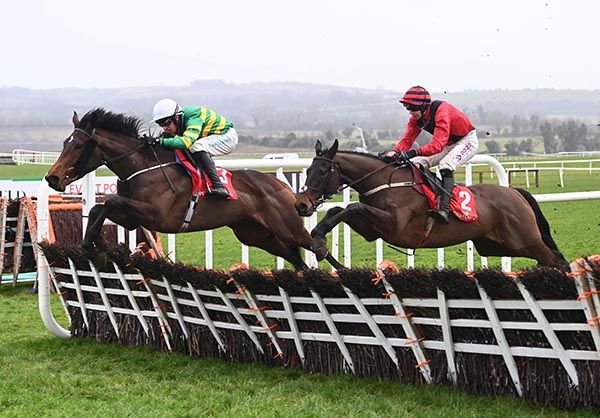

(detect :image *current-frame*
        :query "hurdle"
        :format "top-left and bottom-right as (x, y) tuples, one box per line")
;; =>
(37, 241), (600, 409)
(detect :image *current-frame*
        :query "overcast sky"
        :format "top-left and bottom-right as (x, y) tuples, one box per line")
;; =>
(3, 0), (598, 92)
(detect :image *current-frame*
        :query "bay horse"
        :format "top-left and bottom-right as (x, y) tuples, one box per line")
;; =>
(295, 139), (569, 269)
(45, 108), (338, 269)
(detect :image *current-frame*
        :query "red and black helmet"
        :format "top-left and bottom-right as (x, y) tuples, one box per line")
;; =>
(399, 86), (431, 108)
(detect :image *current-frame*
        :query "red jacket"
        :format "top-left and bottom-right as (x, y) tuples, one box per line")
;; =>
(394, 101), (474, 156)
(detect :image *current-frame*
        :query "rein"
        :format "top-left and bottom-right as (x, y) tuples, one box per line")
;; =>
(70, 128), (177, 193)
(304, 155), (406, 210)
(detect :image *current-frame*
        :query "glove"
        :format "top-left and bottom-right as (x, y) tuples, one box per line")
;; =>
(378, 150), (399, 163)
(145, 136), (160, 146)
(396, 149), (418, 163)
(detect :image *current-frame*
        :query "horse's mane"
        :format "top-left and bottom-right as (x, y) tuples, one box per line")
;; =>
(337, 150), (384, 161)
(79, 108), (143, 138)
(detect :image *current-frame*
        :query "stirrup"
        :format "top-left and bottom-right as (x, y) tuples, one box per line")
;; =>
(426, 209), (450, 224)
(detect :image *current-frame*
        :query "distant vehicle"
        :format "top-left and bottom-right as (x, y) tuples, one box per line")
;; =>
(262, 153), (300, 160)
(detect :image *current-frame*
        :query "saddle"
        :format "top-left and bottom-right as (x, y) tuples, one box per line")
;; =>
(174, 149), (238, 200)
(410, 165), (478, 223)
(174, 149), (238, 232)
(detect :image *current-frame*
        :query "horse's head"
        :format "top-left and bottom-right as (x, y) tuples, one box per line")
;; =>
(295, 139), (341, 216)
(46, 108), (144, 191)
(45, 111), (104, 191)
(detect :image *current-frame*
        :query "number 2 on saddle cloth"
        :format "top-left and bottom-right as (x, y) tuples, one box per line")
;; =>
(175, 150), (238, 200)
(411, 166), (478, 223)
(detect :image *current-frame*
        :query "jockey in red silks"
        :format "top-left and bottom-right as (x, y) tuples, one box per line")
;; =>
(381, 86), (478, 224)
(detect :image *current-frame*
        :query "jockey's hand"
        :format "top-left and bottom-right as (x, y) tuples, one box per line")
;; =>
(396, 149), (418, 163)
(379, 150), (399, 163)
(145, 136), (160, 146)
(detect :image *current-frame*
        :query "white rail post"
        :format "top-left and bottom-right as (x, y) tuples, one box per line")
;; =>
(465, 162), (474, 272)
(343, 187), (351, 268)
(81, 172), (96, 236)
(205, 230), (213, 269)
(36, 180), (70, 339)
(376, 238), (383, 266)
(167, 234), (176, 262)
(242, 244), (249, 266)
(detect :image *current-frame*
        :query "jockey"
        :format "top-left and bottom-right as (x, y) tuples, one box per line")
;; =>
(381, 86), (478, 224)
(148, 98), (238, 199)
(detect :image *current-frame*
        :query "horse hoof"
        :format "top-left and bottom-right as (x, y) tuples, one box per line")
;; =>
(310, 237), (328, 261)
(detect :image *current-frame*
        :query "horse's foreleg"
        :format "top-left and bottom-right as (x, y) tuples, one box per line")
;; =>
(310, 203), (398, 254)
(83, 197), (157, 252)
(82, 204), (109, 252)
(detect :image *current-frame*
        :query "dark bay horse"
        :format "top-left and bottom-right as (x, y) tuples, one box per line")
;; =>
(295, 139), (569, 269)
(45, 108), (337, 269)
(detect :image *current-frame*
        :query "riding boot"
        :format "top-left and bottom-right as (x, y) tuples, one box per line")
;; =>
(427, 169), (454, 224)
(436, 170), (454, 224)
(193, 151), (230, 199)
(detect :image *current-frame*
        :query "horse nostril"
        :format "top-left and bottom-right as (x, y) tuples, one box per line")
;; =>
(45, 175), (58, 188)
(295, 202), (307, 214)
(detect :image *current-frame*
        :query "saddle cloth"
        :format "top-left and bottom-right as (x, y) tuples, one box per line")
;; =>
(411, 166), (478, 223)
(175, 149), (238, 200)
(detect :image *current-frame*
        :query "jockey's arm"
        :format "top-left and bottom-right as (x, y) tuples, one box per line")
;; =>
(160, 114), (205, 150)
(393, 119), (421, 151)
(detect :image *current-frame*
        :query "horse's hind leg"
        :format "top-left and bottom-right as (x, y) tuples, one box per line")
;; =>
(230, 221), (307, 270)
(513, 241), (570, 269)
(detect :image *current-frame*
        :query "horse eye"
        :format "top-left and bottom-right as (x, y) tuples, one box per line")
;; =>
(74, 143), (84, 150)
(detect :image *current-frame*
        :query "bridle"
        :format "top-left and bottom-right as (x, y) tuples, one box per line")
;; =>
(301, 154), (400, 212)
(301, 155), (342, 210)
(70, 128), (99, 178)
(68, 127), (176, 191)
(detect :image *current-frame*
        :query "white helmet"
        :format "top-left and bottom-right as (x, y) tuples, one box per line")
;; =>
(152, 98), (182, 122)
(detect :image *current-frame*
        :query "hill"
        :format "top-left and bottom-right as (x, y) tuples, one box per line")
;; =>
(1, 81), (599, 152)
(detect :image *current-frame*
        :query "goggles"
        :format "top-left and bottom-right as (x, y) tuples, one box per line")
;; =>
(404, 103), (423, 112)
(156, 118), (174, 127)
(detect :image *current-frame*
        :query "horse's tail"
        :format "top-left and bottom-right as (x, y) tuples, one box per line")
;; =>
(515, 188), (567, 263)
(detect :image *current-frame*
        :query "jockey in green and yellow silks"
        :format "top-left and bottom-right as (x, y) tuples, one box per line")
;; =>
(149, 98), (238, 199)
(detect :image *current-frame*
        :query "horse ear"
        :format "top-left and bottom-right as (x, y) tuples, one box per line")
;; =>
(72, 111), (80, 127)
(329, 138), (339, 156)
(315, 140), (323, 156)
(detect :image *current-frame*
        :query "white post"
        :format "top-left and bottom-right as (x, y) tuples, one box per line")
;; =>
(168, 233), (176, 262)
(36, 181), (70, 338)
(559, 168), (564, 188)
(242, 244), (249, 266)
(465, 163), (474, 271)
(376, 238), (383, 266)
(205, 230), (213, 269)
(81, 172), (96, 236)
(128, 230), (136, 252)
(117, 227), (125, 244)
(343, 188), (351, 268)
(331, 225), (339, 270)
(307, 213), (318, 267)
